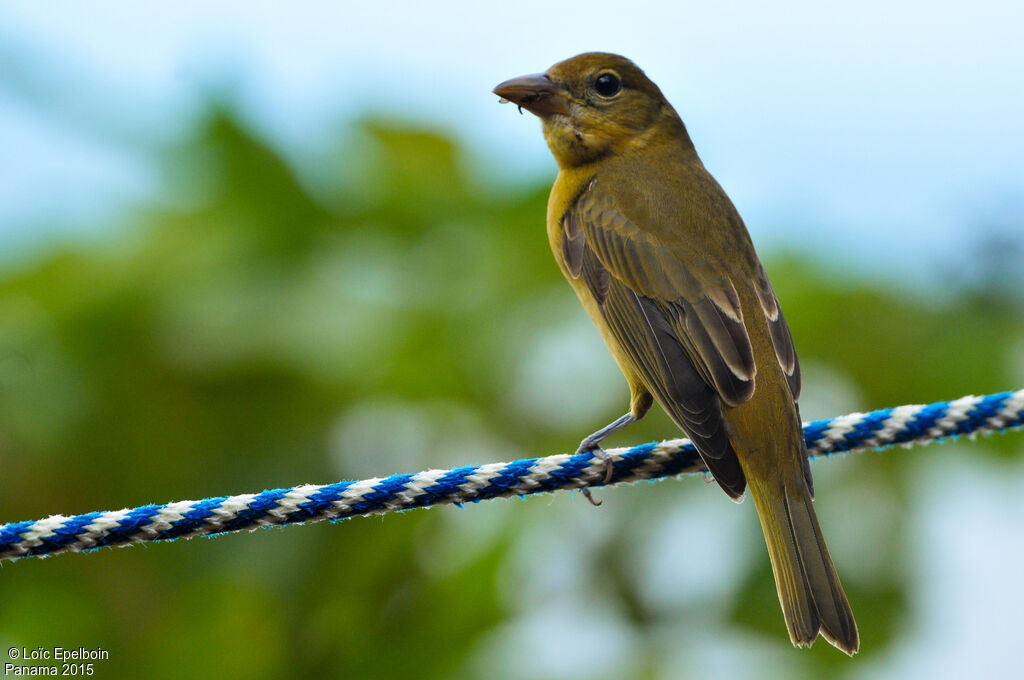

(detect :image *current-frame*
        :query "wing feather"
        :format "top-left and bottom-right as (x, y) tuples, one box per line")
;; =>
(600, 269), (745, 496)
(574, 182), (756, 405)
(754, 267), (801, 399)
(562, 212), (585, 278)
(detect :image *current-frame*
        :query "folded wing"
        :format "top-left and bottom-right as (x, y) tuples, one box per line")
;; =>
(562, 179), (800, 497)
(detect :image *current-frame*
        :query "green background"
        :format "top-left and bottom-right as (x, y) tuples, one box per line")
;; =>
(1, 106), (1022, 679)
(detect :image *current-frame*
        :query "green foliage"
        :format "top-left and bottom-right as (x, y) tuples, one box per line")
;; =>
(0, 106), (1021, 679)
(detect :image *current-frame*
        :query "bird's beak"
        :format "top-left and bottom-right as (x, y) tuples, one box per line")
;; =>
(493, 73), (571, 117)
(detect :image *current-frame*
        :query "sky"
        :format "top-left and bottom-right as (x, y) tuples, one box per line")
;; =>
(1, 1), (1022, 283)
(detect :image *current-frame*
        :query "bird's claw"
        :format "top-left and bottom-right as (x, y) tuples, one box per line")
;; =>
(575, 443), (614, 507)
(577, 443), (614, 484)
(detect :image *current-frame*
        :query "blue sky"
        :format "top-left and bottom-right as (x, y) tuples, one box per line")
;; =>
(1, 0), (1022, 283)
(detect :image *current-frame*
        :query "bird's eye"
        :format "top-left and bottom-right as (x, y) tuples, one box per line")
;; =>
(593, 72), (621, 97)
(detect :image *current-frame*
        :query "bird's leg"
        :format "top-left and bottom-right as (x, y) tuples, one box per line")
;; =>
(573, 411), (634, 497)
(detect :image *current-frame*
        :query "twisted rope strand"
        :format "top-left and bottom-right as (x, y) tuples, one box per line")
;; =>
(2, 389), (1022, 564)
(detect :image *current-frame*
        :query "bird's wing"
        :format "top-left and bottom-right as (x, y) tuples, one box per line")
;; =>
(566, 177), (760, 405)
(750, 269), (801, 400)
(563, 177), (800, 497)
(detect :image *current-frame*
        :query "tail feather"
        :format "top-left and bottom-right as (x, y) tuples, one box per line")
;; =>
(748, 477), (859, 655)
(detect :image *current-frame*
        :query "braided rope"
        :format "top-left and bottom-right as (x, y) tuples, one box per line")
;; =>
(2, 390), (1022, 564)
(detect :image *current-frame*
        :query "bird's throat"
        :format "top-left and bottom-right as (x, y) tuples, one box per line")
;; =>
(541, 117), (614, 169)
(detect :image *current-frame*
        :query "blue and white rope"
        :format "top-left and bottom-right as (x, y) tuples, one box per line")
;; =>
(2, 389), (1022, 564)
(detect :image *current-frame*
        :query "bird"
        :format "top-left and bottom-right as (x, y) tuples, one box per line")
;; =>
(493, 52), (859, 655)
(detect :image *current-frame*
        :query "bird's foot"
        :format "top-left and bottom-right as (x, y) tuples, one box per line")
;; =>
(576, 441), (614, 507)
(573, 412), (636, 506)
(577, 442), (615, 484)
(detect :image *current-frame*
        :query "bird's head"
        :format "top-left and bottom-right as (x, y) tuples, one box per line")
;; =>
(494, 52), (684, 168)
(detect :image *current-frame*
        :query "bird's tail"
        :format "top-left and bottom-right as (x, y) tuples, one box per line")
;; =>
(747, 474), (860, 655)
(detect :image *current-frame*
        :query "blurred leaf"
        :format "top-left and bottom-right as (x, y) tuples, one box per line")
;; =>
(1, 97), (1021, 680)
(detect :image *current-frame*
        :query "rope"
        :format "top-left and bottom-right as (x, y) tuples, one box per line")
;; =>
(2, 389), (1022, 564)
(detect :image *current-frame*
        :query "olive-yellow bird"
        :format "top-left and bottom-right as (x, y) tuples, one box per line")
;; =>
(494, 53), (858, 654)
